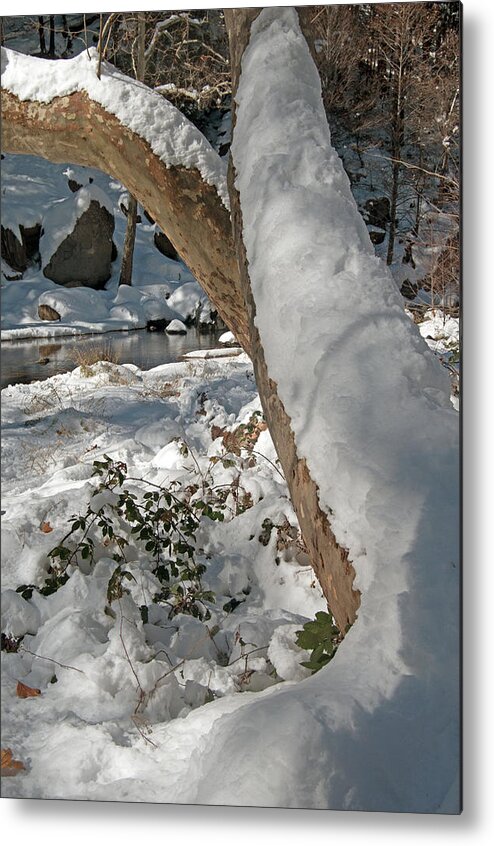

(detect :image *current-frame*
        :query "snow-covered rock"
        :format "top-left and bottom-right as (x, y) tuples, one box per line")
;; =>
(165, 318), (187, 335)
(41, 186), (115, 287)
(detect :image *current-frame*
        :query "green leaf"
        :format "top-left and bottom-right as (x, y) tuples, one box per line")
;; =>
(123, 571), (136, 582)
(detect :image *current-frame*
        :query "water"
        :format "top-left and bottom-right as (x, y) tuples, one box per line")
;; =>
(0, 328), (225, 389)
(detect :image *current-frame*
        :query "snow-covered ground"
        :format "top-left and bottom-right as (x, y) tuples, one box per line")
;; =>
(1, 354), (326, 801)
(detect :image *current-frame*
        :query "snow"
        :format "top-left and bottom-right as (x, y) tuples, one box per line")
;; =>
(1, 154), (71, 242)
(1, 45), (230, 208)
(184, 347), (243, 360)
(1, 276), (184, 338)
(1, 355), (324, 803)
(166, 279), (210, 324)
(418, 308), (460, 353)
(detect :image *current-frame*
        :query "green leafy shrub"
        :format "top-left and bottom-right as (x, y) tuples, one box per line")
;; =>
(16, 412), (284, 625)
(295, 611), (345, 674)
(18, 454), (225, 620)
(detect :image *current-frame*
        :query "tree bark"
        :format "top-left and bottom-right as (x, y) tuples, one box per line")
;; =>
(386, 157), (400, 266)
(118, 194), (138, 286)
(48, 15), (56, 58)
(224, 9), (360, 631)
(37, 17), (46, 54)
(1, 84), (251, 353)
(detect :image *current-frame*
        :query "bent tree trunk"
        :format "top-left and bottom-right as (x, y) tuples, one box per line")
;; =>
(1, 37), (359, 630)
(224, 9), (360, 631)
(0, 68), (250, 353)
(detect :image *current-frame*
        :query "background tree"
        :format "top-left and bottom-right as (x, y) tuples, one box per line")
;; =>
(103, 9), (230, 116)
(365, 3), (437, 265)
(94, 9), (231, 287)
(307, 2), (459, 294)
(308, 3), (382, 145)
(113, 13), (146, 288)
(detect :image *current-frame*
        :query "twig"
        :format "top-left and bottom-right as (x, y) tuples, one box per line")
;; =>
(19, 645), (85, 674)
(372, 152), (459, 189)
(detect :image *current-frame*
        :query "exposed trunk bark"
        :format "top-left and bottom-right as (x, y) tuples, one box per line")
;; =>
(224, 9), (360, 631)
(1, 85), (251, 353)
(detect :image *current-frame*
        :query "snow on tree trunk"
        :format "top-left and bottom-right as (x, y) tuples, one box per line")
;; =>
(0, 46), (250, 353)
(194, 7), (458, 811)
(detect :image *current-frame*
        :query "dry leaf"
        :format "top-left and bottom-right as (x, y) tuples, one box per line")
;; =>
(222, 430), (242, 456)
(211, 425), (226, 441)
(40, 521), (53, 533)
(1, 748), (26, 777)
(16, 680), (41, 699)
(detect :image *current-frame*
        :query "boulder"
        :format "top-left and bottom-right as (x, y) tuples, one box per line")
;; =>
(1, 223), (41, 273)
(400, 279), (419, 300)
(21, 223), (42, 263)
(1, 226), (26, 272)
(147, 318), (170, 332)
(154, 229), (179, 262)
(368, 227), (386, 246)
(65, 167), (93, 193)
(38, 303), (61, 321)
(364, 197), (390, 228)
(43, 199), (114, 288)
(219, 331), (237, 346)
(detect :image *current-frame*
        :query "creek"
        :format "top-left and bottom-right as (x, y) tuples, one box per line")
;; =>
(0, 327), (225, 389)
